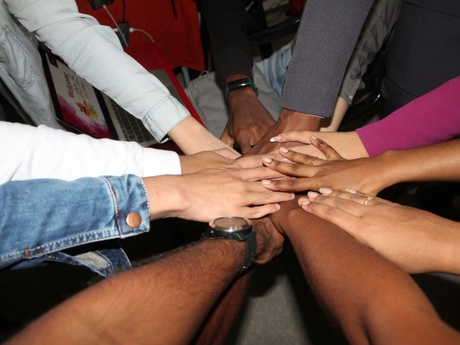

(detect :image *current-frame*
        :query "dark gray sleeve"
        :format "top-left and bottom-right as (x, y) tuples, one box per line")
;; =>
(280, 0), (374, 118)
(200, 0), (254, 84)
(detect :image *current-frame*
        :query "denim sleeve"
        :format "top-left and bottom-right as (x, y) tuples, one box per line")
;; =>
(0, 175), (150, 270)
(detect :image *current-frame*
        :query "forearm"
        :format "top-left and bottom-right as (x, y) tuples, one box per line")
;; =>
(6, 239), (245, 345)
(357, 76), (460, 156)
(1, 122), (181, 183)
(168, 117), (235, 154)
(376, 139), (460, 186)
(201, 0), (253, 81)
(0, 175), (149, 270)
(274, 201), (460, 344)
(280, 0), (374, 117)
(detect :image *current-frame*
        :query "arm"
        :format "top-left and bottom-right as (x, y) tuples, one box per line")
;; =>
(280, 0), (374, 117)
(356, 75), (460, 156)
(1, 122), (181, 183)
(270, 199), (460, 345)
(269, 75), (460, 159)
(5, 237), (249, 345)
(200, 0), (275, 152)
(298, 188), (460, 275)
(5, 203), (283, 345)
(6, 0), (229, 153)
(262, 136), (460, 195)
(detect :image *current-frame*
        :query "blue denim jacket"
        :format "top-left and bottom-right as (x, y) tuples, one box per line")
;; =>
(0, 175), (150, 277)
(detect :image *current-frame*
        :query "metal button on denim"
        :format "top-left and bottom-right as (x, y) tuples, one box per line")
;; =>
(126, 212), (142, 228)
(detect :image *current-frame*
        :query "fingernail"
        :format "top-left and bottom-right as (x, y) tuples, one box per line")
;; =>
(311, 135), (318, 140)
(263, 157), (273, 164)
(308, 191), (319, 199)
(289, 193), (296, 199)
(270, 135), (281, 142)
(274, 203), (281, 210)
(299, 198), (310, 206)
(261, 180), (272, 185)
(345, 188), (357, 194)
(280, 147), (289, 153)
(319, 187), (333, 195)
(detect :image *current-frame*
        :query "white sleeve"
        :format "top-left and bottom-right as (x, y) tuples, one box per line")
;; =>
(0, 122), (181, 183)
(5, 0), (189, 142)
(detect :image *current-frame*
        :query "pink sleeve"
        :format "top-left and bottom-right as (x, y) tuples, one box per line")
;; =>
(356, 76), (460, 157)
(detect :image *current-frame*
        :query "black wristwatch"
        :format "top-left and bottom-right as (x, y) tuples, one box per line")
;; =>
(202, 216), (256, 275)
(225, 77), (258, 100)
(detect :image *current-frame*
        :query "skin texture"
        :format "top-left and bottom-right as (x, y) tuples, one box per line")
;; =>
(5, 215), (280, 345)
(269, 198), (460, 345)
(299, 188), (460, 275)
(168, 116), (239, 156)
(221, 74), (276, 154)
(262, 136), (460, 196)
(245, 110), (322, 155)
(142, 167), (294, 223)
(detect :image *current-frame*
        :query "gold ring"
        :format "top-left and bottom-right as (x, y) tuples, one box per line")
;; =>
(363, 196), (374, 206)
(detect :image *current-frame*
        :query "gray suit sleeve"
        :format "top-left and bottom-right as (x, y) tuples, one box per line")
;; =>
(280, 0), (374, 118)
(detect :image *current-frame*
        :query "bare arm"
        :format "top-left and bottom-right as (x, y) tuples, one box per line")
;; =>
(270, 199), (460, 345)
(5, 238), (247, 345)
(263, 137), (460, 196)
(168, 116), (237, 155)
(298, 188), (460, 275)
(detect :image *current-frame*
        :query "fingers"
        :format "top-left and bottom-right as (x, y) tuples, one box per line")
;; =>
(277, 147), (324, 166)
(303, 188), (377, 211)
(262, 177), (319, 193)
(262, 156), (316, 177)
(297, 192), (361, 235)
(220, 130), (235, 149)
(236, 166), (286, 181)
(270, 131), (316, 145)
(309, 136), (343, 160)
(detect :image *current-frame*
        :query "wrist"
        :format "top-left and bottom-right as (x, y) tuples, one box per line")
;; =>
(279, 109), (322, 132)
(376, 150), (406, 189)
(203, 217), (256, 275)
(225, 75), (257, 101)
(142, 176), (186, 220)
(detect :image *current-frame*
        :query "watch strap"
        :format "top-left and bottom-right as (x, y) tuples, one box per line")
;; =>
(225, 77), (258, 99)
(202, 227), (256, 276)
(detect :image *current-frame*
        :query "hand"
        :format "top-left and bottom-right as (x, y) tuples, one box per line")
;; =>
(245, 109), (322, 156)
(251, 217), (284, 264)
(269, 197), (303, 237)
(180, 151), (285, 180)
(262, 136), (388, 195)
(270, 129), (369, 159)
(299, 188), (460, 275)
(144, 167), (295, 223)
(222, 88), (275, 154)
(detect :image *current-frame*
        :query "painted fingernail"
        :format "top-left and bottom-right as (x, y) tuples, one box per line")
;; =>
(270, 135), (281, 142)
(345, 188), (357, 194)
(280, 147), (289, 154)
(299, 198), (310, 206)
(319, 187), (333, 195)
(308, 191), (319, 199)
(263, 157), (273, 164)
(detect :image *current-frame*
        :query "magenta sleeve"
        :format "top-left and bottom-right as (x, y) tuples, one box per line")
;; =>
(356, 76), (460, 157)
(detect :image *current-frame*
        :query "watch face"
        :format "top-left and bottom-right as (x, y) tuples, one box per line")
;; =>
(211, 216), (250, 233)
